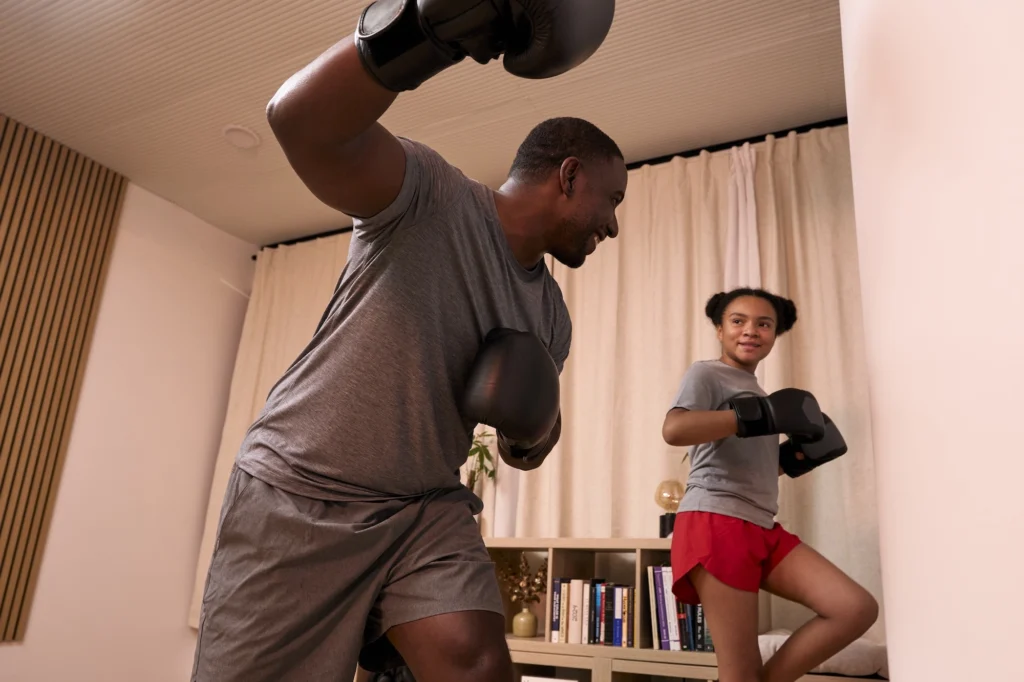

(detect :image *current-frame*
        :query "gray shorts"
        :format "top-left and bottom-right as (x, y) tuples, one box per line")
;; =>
(190, 466), (504, 681)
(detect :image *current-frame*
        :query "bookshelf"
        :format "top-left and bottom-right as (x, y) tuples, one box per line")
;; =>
(485, 537), (864, 682)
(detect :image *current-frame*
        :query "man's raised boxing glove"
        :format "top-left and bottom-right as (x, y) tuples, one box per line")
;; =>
(461, 327), (561, 451)
(779, 413), (848, 478)
(354, 0), (616, 92)
(728, 388), (825, 441)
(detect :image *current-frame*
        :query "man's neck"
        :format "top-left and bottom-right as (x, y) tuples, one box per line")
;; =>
(493, 179), (551, 269)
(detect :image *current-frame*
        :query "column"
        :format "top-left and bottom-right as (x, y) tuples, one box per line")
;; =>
(840, 1), (1024, 679)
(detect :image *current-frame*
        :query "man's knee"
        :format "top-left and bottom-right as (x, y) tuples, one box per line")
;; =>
(439, 627), (514, 682)
(387, 611), (514, 682)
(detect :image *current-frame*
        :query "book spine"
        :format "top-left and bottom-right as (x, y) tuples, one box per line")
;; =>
(684, 604), (697, 651)
(676, 600), (689, 651)
(696, 603), (705, 651)
(551, 578), (561, 643)
(704, 608), (714, 652)
(653, 567), (670, 651)
(603, 584), (615, 645)
(646, 566), (660, 650)
(581, 580), (591, 645)
(568, 579), (584, 644)
(613, 586), (623, 647)
(622, 581), (630, 647)
(663, 566), (681, 651)
(559, 581), (570, 643)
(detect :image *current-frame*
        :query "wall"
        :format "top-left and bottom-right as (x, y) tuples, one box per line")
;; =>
(840, 1), (1024, 680)
(0, 183), (255, 681)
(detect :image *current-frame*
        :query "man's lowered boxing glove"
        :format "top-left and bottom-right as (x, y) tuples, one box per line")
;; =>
(461, 327), (560, 450)
(354, 0), (616, 92)
(779, 413), (848, 478)
(729, 388), (825, 441)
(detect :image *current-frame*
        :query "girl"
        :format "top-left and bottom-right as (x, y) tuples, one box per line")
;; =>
(661, 288), (877, 682)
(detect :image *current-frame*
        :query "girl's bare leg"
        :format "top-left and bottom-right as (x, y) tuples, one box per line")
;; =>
(688, 566), (763, 682)
(760, 544), (878, 682)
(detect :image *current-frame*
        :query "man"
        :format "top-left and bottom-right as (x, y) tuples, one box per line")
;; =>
(191, 2), (626, 681)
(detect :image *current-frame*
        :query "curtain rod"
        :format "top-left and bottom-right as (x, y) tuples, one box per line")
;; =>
(624, 115), (848, 170)
(253, 115), (849, 257)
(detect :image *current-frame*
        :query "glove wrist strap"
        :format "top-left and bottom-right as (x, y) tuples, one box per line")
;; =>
(355, 0), (464, 92)
(730, 396), (771, 438)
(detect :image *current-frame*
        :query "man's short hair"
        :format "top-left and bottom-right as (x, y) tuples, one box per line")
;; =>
(508, 117), (623, 183)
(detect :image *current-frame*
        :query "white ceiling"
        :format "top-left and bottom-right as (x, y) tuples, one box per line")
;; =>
(0, 0), (846, 247)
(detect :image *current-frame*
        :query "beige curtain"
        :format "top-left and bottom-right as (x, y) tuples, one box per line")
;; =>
(188, 232), (352, 628)
(512, 125), (884, 641)
(508, 149), (733, 539)
(187, 124), (883, 643)
(756, 127), (883, 641)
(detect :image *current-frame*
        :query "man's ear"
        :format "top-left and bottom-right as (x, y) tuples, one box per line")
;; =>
(559, 157), (582, 197)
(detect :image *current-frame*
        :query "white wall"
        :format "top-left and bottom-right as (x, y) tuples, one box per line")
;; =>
(0, 184), (255, 682)
(840, 1), (1024, 680)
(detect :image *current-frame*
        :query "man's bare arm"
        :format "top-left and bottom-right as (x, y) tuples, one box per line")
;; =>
(266, 36), (406, 219)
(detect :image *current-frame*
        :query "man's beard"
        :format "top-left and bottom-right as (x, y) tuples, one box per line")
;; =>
(549, 217), (590, 269)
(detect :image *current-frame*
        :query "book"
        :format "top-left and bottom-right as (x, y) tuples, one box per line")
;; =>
(568, 579), (584, 644)
(550, 578), (561, 643)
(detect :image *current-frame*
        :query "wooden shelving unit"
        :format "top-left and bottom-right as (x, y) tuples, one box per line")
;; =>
(485, 537), (864, 682)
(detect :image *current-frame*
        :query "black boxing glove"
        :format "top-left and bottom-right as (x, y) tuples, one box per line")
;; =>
(779, 413), (848, 478)
(729, 388), (825, 441)
(461, 327), (560, 451)
(354, 0), (616, 92)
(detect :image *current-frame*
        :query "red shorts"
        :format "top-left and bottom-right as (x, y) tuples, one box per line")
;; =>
(669, 511), (801, 604)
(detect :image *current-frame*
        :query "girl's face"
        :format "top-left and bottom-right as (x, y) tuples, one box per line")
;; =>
(717, 295), (778, 371)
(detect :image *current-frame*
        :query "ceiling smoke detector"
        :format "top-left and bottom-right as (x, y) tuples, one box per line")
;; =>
(223, 124), (261, 150)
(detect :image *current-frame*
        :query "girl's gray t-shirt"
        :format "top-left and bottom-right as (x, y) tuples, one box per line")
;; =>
(669, 359), (780, 529)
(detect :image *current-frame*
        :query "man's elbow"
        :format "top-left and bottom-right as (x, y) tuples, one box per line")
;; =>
(265, 90), (295, 143)
(266, 80), (313, 147)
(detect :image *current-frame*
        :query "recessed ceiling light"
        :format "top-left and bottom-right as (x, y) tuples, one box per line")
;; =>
(223, 124), (261, 149)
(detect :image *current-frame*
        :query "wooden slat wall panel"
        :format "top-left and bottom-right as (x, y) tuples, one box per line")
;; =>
(0, 113), (126, 642)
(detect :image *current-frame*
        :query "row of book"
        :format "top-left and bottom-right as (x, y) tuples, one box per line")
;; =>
(550, 577), (635, 647)
(648, 565), (714, 652)
(547, 566), (714, 652)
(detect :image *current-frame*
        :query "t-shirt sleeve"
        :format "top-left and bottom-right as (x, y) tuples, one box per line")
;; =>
(549, 298), (572, 375)
(350, 137), (469, 242)
(669, 362), (720, 412)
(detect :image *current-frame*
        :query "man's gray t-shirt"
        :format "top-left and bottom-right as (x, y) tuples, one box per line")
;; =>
(236, 138), (571, 504)
(669, 359), (779, 529)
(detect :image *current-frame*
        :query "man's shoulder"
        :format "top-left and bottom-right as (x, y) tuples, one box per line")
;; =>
(541, 268), (570, 323)
(541, 270), (572, 370)
(396, 136), (478, 187)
